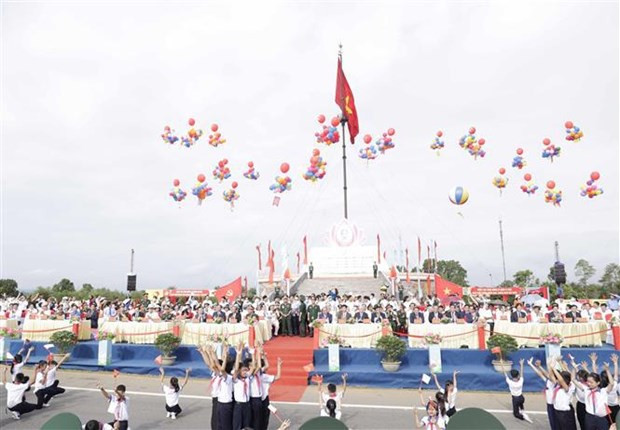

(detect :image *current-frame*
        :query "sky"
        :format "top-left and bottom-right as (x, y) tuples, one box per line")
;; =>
(1, 1), (618, 292)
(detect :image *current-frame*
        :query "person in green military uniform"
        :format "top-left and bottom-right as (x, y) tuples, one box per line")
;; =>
(299, 296), (308, 337)
(386, 304), (398, 332)
(396, 304), (408, 333)
(307, 296), (320, 337)
(279, 296), (292, 336)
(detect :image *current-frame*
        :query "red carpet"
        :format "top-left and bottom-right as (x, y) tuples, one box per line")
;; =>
(262, 335), (314, 402)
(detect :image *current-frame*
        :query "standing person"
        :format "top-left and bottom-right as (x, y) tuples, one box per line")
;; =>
(159, 367), (190, 419)
(279, 297), (292, 336)
(3, 367), (37, 420)
(97, 382), (129, 430)
(432, 370), (459, 417)
(213, 344), (234, 430)
(573, 368), (616, 430)
(502, 358), (533, 423)
(413, 400), (446, 430)
(199, 345), (222, 430)
(605, 354), (620, 422)
(309, 263), (314, 279)
(547, 359), (577, 430)
(373, 262), (378, 279)
(527, 357), (558, 430)
(299, 296), (308, 337)
(291, 296), (301, 336)
(307, 297), (320, 337)
(258, 353), (283, 430)
(232, 343), (252, 430)
(10, 347), (34, 382)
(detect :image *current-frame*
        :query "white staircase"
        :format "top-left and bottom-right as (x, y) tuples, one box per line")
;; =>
(293, 276), (387, 297)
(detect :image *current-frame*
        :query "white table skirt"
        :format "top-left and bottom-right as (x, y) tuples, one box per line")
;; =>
(318, 323), (385, 348)
(492, 321), (608, 347)
(407, 323), (479, 349)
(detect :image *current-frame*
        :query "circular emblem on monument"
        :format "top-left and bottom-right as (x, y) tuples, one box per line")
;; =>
(330, 219), (359, 247)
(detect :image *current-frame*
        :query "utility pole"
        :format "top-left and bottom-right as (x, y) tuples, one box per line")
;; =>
(499, 218), (507, 282)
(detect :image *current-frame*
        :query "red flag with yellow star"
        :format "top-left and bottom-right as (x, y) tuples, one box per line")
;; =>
(335, 54), (359, 144)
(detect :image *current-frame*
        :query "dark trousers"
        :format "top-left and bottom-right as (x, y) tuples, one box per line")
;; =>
(447, 406), (457, 417)
(8, 400), (37, 416)
(44, 380), (65, 403)
(300, 317), (307, 337)
(610, 404), (620, 423)
(232, 401), (251, 430)
(547, 403), (558, 430)
(554, 407), (577, 430)
(511, 395), (525, 420)
(281, 316), (292, 335)
(107, 421), (128, 430)
(576, 401), (586, 430)
(165, 403), (182, 414)
(292, 314), (300, 335)
(217, 401), (233, 430)
(585, 413), (610, 430)
(250, 397), (263, 430)
(35, 387), (52, 409)
(262, 396), (270, 430)
(211, 397), (219, 430)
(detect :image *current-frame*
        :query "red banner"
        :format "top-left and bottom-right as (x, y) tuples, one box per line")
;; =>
(435, 275), (464, 298)
(335, 54), (359, 143)
(303, 235), (308, 265)
(256, 244), (262, 271)
(470, 286), (523, 296)
(296, 252), (300, 274)
(417, 236), (421, 267)
(214, 277), (242, 301)
(164, 289), (210, 297)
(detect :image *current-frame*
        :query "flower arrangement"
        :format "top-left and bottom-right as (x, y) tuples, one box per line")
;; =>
(540, 332), (564, 345)
(424, 333), (442, 345)
(381, 319), (391, 327)
(214, 317), (224, 324)
(346, 317), (356, 324)
(610, 316), (620, 327)
(246, 314), (258, 325)
(96, 331), (116, 341)
(322, 334), (346, 347)
(311, 320), (324, 329)
(440, 317), (452, 324)
(206, 334), (224, 343)
(0, 327), (19, 339)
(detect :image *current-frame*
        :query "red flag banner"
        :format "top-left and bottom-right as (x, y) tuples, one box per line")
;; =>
(272, 196), (280, 206)
(335, 53), (359, 144)
(427, 245), (431, 272)
(256, 244), (262, 271)
(268, 249), (275, 284)
(377, 234), (381, 264)
(284, 268), (291, 280)
(215, 276), (243, 301)
(406, 248), (410, 283)
(296, 252), (300, 274)
(435, 274), (464, 299)
(303, 235), (308, 265)
(417, 236), (422, 267)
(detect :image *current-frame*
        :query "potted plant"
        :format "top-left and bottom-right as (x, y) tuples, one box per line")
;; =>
(154, 333), (181, 366)
(0, 327), (19, 361)
(540, 332), (563, 364)
(376, 334), (407, 372)
(97, 331), (115, 366)
(487, 333), (518, 372)
(49, 330), (77, 362)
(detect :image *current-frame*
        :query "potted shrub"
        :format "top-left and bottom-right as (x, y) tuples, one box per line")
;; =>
(154, 333), (181, 366)
(376, 334), (406, 372)
(487, 333), (518, 372)
(49, 330), (77, 362)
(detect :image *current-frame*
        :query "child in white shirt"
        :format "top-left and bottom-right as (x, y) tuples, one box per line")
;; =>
(97, 382), (129, 430)
(502, 358), (533, 423)
(159, 367), (190, 419)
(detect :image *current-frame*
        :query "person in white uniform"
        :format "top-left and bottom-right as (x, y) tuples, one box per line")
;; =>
(159, 367), (190, 419)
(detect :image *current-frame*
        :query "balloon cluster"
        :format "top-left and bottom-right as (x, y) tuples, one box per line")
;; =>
(181, 118), (204, 148)
(520, 173), (538, 195)
(376, 128), (396, 154)
(213, 159), (231, 182)
(544, 181), (562, 207)
(458, 127), (486, 159)
(430, 130), (445, 154)
(302, 149), (327, 182)
(512, 148), (526, 169)
(161, 126), (179, 145)
(564, 121), (583, 142)
(541, 138), (561, 162)
(359, 134), (378, 160)
(192, 174), (213, 204)
(208, 124), (226, 147)
(492, 168), (508, 194)
(270, 163), (292, 193)
(222, 182), (239, 208)
(169, 179), (187, 202)
(581, 171), (603, 199)
(243, 161), (260, 180)
(315, 114), (341, 145)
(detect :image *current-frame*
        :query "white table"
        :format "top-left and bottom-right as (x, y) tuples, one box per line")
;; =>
(318, 323), (386, 348)
(21, 319), (91, 341)
(492, 321), (609, 347)
(99, 321), (175, 344)
(407, 323), (479, 349)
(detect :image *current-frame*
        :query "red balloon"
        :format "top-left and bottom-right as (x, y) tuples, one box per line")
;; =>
(232, 181), (238, 189)
(387, 128), (395, 136)
(218, 161), (224, 167)
(363, 134), (372, 144)
(469, 127), (476, 134)
(173, 179), (180, 186)
(197, 174), (206, 183)
(280, 162), (290, 173)
(546, 180), (556, 189)
(478, 138), (485, 145)
(499, 168), (506, 175)
(524, 173), (532, 181)
(211, 124), (219, 132)
(312, 148), (320, 156)
(565, 121), (574, 129)
(543, 138), (551, 146)
(331, 117), (340, 127)
(223, 158), (228, 164)
(248, 161), (254, 168)
(188, 118), (195, 126)
(591, 171), (600, 181)
(317, 114), (326, 124)
(436, 130), (443, 137)
(516, 148), (523, 155)
(310, 156), (319, 164)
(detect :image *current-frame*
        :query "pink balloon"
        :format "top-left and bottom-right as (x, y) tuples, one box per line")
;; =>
(546, 180), (556, 189)
(331, 117), (340, 127)
(248, 161), (254, 168)
(436, 130), (443, 137)
(387, 128), (395, 136)
(499, 168), (506, 175)
(565, 121), (574, 129)
(516, 148), (523, 155)
(232, 181), (238, 189)
(469, 127), (476, 134)
(211, 124), (219, 132)
(312, 148), (320, 156)
(280, 162), (290, 174)
(188, 118), (195, 126)
(524, 173), (532, 181)
(173, 179), (180, 186)
(543, 138), (551, 146)
(317, 114), (326, 124)
(197, 174), (206, 183)
(591, 171), (600, 181)
(363, 134), (372, 144)
(223, 158), (228, 164)
(478, 138), (485, 145)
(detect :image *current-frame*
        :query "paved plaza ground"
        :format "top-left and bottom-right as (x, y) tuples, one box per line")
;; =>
(0, 369), (550, 429)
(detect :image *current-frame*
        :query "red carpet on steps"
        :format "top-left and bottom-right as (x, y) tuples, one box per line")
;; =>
(262, 335), (314, 402)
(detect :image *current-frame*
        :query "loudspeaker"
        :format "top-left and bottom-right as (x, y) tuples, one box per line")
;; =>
(127, 274), (137, 291)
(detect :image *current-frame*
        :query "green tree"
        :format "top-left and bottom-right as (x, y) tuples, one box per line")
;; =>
(499, 280), (514, 287)
(0, 279), (19, 297)
(436, 260), (468, 287)
(600, 263), (620, 294)
(513, 270), (535, 288)
(51, 278), (75, 294)
(547, 266), (555, 283)
(422, 259), (436, 273)
(575, 259), (596, 286)
(81, 283), (94, 293)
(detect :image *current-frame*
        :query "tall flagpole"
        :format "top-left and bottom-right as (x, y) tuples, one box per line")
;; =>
(339, 44), (349, 220)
